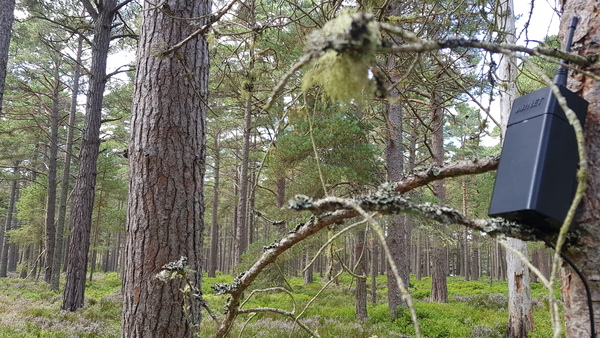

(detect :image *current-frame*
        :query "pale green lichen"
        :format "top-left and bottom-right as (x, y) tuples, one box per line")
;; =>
(302, 12), (382, 102)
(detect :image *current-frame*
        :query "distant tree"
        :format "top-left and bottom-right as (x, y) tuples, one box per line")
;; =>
(62, 0), (135, 311)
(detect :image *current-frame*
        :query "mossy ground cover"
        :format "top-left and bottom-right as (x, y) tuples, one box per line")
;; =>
(0, 272), (556, 337)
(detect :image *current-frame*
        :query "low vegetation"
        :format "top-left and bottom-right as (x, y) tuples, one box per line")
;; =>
(0, 272), (558, 337)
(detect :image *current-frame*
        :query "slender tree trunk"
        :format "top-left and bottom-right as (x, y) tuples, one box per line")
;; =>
(51, 36), (82, 291)
(236, 0), (256, 260)
(416, 230), (422, 281)
(208, 133), (221, 278)
(303, 250), (313, 285)
(0, 163), (18, 277)
(371, 235), (378, 303)
(62, 0), (117, 311)
(496, 0), (534, 335)
(471, 233), (479, 281)
(385, 65), (410, 315)
(0, 0), (16, 113)
(430, 91), (448, 303)
(276, 177), (286, 208)
(89, 171), (105, 282)
(121, 0), (209, 335)
(7, 216), (18, 272)
(44, 72), (61, 284)
(354, 229), (368, 321)
(507, 238), (534, 336)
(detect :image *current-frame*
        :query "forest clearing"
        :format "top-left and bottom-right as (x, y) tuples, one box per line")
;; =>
(0, 273), (556, 337)
(2, 0), (600, 336)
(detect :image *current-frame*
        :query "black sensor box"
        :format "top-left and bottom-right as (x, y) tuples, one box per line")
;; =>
(488, 85), (588, 229)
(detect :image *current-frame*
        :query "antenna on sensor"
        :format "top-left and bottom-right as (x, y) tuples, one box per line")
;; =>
(553, 16), (579, 86)
(489, 16), (588, 231)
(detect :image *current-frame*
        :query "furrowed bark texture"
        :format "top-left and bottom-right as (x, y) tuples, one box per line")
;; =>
(62, 0), (117, 311)
(122, 0), (210, 336)
(560, 1), (600, 336)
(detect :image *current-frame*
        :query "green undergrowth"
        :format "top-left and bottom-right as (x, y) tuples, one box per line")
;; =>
(0, 272), (121, 337)
(201, 274), (556, 337)
(0, 272), (556, 337)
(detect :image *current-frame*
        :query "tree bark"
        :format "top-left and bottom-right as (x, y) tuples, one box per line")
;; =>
(0, 0), (16, 114)
(121, 0), (209, 336)
(507, 237), (534, 337)
(560, 1), (600, 336)
(62, 0), (117, 311)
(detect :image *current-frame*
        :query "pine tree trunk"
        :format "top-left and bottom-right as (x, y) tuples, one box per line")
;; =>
(0, 0), (16, 113)
(471, 234), (479, 281)
(385, 75), (410, 315)
(276, 177), (286, 208)
(44, 74), (61, 284)
(208, 133), (221, 278)
(121, 0), (209, 335)
(303, 251), (313, 285)
(236, 0), (256, 260)
(559, 1), (600, 335)
(62, 0), (117, 311)
(51, 36), (82, 291)
(507, 238), (534, 337)
(416, 230), (422, 281)
(371, 235), (378, 303)
(7, 216), (18, 272)
(495, 1), (534, 334)
(430, 94), (447, 302)
(354, 229), (368, 321)
(0, 163), (18, 277)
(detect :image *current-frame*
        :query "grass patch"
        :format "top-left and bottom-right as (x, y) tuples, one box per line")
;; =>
(0, 272), (558, 337)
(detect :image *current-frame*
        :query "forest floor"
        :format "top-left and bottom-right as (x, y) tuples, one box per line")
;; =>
(0, 272), (557, 337)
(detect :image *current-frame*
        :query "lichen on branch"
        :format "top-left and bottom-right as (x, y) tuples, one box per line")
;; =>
(302, 12), (382, 102)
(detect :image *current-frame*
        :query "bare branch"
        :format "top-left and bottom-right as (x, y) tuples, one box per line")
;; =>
(378, 37), (591, 67)
(80, 0), (98, 19)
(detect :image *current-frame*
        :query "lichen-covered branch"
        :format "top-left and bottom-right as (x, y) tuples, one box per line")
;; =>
(289, 188), (543, 242)
(392, 156), (499, 193)
(211, 156), (514, 336)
